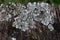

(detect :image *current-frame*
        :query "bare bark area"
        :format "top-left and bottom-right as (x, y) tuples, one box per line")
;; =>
(0, 21), (8, 40)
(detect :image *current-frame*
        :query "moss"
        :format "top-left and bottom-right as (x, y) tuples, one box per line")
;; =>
(27, 33), (33, 40)
(0, 0), (60, 6)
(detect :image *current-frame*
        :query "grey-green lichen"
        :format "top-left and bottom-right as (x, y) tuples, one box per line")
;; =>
(0, 2), (55, 31)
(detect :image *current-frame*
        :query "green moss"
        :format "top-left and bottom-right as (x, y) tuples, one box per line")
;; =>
(0, 0), (60, 4)
(27, 33), (33, 40)
(0, 0), (4, 4)
(53, 0), (60, 4)
(0, 0), (60, 7)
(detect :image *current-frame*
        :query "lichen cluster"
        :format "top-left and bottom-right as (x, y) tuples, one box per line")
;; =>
(0, 2), (54, 31)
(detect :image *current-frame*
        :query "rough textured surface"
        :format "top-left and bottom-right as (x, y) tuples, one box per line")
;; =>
(0, 2), (60, 40)
(0, 2), (55, 31)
